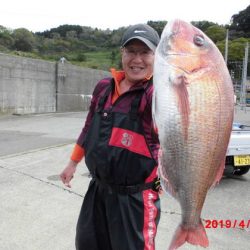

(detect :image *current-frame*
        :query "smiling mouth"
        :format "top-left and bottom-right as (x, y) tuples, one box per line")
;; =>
(130, 66), (144, 72)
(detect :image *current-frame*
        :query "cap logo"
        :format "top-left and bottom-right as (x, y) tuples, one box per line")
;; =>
(134, 30), (146, 34)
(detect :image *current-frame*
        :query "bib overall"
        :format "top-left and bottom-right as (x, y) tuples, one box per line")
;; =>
(75, 80), (160, 250)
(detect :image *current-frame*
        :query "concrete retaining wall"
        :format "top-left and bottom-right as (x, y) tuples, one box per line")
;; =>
(56, 61), (110, 112)
(0, 53), (110, 114)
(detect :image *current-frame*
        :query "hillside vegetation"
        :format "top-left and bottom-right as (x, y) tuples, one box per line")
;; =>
(0, 5), (249, 72)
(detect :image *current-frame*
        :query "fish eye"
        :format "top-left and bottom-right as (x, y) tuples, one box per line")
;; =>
(193, 35), (204, 46)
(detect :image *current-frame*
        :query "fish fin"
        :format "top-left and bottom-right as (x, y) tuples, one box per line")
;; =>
(152, 89), (158, 133)
(173, 75), (190, 140)
(211, 157), (225, 187)
(160, 176), (176, 197)
(158, 149), (176, 197)
(168, 221), (209, 250)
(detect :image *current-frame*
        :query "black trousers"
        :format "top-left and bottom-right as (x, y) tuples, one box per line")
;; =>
(75, 179), (161, 250)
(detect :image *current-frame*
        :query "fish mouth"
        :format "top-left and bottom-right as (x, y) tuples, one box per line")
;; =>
(158, 20), (197, 59)
(156, 52), (199, 75)
(157, 42), (193, 59)
(172, 61), (210, 79)
(170, 19), (181, 35)
(164, 19), (182, 41)
(166, 52), (194, 57)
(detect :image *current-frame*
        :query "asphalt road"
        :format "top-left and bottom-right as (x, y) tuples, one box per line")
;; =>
(0, 109), (249, 250)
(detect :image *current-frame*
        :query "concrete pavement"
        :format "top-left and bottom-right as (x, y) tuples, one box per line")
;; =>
(0, 109), (249, 250)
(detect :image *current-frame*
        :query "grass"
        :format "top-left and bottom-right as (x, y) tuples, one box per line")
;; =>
(2, 48), (121, 71)
(76, 50), (121, 71)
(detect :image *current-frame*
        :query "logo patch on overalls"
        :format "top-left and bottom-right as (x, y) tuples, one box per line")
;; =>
(109, 127), (151, 158)
(121, 132), (133, 147)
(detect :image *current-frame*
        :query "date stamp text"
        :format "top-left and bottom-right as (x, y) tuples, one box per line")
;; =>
(205, 219), (250, 229)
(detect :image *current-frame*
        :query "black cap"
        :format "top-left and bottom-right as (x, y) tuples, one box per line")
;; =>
(121, 24), (160, 51)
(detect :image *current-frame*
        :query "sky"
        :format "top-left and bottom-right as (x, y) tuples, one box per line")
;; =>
(0, 0), (249, 32)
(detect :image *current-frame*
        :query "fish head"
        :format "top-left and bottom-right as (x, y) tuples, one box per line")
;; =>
(153, 19), (234, 142)
(155, 19), (225, 79)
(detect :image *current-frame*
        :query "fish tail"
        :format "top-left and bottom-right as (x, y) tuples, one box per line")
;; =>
(168, 221), (209, 250)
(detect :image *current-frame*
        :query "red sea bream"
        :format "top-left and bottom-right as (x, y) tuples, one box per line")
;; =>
(152, 19), (234, 249)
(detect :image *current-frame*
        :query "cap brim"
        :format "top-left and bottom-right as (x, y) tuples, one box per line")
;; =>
(122, 36), (156, 51)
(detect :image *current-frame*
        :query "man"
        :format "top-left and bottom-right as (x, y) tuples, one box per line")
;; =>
(60, 23), (161, 250)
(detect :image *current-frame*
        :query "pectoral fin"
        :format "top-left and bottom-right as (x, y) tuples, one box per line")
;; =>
(152, 89), (159, 134)
(173, 75), (190, 140)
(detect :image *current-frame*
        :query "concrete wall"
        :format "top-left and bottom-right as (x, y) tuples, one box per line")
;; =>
(56, 60), (110, 112)
(0, 53), (110, 114)
(0, 53), (56, 114)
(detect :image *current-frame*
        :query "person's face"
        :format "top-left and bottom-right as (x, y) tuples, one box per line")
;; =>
(121, 39), (155, 84)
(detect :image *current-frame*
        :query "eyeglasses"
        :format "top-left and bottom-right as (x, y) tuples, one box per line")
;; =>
(122, 47), (154, 59)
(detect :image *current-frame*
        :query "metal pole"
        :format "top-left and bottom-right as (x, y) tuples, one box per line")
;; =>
(240, 42), (249, 111)
(224, 29), (229, 65)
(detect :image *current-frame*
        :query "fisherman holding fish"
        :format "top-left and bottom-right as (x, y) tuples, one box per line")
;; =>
(60, 24), (162, 250)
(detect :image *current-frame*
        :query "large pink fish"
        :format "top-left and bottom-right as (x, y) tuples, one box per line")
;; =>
(152, 19), (234, 249)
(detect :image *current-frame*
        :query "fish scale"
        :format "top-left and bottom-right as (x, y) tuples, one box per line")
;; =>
(153, 19), (234, 249)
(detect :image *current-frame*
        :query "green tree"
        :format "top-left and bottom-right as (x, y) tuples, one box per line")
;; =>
(0, 28), (14, 49)
(231, 5), (250, 34)
(66, 30), (77, 40)
(12, 28), (35, 52)
(50, 32), (61, 39)
(205, 25), (226, 43)
(108, 27), (125, 47)
(110, 50), (116, 65)
(192, 21), (216, 32)
(76, 52), (86, 62)
(48, 24), (82, 38)
(147, 21), (167, 36)
(217, 37), (250, 61)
